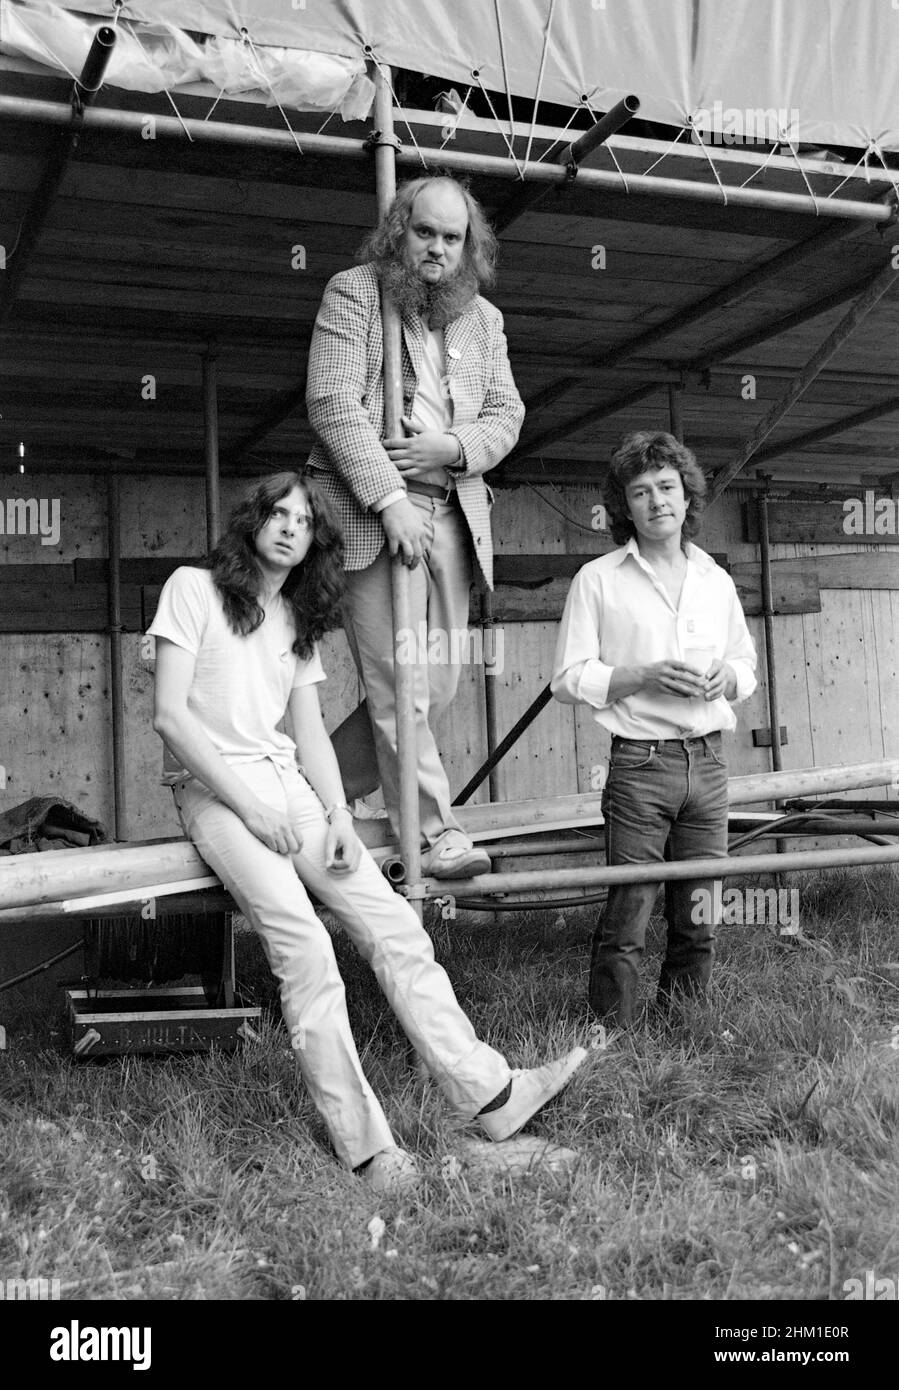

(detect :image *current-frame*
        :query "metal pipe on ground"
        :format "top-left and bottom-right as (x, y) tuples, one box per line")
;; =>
(0, 97), (893, 225)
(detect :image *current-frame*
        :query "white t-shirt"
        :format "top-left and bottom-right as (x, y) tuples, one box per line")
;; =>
(147, 567), (325, 784)
(411, 320), (454, 486)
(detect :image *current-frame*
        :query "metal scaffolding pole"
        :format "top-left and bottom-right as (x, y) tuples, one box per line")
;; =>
(105, 474), (127, 840)
(202, 345), (221, 549)
(370, 63), (423, 908)
(0, 96), (894, 225)
(491, 95), (640, 233)
(415, 840), (899, 898)
(668, 381), (684, 443)
(0, 30), (117, 329)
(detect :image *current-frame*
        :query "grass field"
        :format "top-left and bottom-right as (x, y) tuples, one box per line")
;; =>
(1, 866), (897, 1302)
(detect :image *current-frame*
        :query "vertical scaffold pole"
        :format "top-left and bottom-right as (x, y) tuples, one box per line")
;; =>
(370, 61), (424, 911)
(106, 474), (127, 840)
(203, 344), (221, 550)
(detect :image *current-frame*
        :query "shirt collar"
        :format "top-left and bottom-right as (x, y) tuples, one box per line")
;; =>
(616, 536), (714, 572)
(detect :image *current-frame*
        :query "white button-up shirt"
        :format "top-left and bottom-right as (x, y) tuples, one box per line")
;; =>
(551, 538), (758, 739)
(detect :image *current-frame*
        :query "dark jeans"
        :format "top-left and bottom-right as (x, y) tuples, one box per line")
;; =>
(590, 733), (729, 1026)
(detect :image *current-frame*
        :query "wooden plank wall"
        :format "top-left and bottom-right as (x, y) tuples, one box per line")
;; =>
(0, 473), (896, 840)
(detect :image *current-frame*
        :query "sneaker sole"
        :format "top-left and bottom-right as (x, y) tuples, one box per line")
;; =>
(425, 851), (491, 880)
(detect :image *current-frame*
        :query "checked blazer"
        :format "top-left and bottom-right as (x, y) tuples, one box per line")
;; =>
(305, 263), (524, 589)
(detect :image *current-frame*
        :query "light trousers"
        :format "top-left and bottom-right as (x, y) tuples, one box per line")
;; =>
(173, 758), (510, 1169)
(343, 492), (472, 848)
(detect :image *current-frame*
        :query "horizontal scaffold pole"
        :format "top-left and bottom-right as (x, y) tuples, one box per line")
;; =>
(418, 841), (899, 897)
(0, 760), (896, 914)
(0, 97), (893, 224)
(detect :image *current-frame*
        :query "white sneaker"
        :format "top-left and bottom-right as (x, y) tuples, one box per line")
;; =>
(358, 1146), (422, 1194)
(422, 832), (490, 880)
(478, 1048), (588, 1142)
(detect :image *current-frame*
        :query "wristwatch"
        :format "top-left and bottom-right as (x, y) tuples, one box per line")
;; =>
(324, 803), (353, 823)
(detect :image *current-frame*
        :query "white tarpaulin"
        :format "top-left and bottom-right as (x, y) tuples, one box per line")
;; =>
(2, 0), (897, 151)
(0, 0), (374, 117)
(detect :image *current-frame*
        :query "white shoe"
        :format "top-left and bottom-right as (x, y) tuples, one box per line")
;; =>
(422, 832), (490, 880)
(358, 1146), (422, 1194)
(478, 1048), (588, 1142)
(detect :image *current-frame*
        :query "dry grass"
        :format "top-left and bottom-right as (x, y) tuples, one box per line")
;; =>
(1, 867), (897, 1302)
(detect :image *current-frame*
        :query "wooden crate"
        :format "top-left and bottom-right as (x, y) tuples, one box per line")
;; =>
(64, 985), (262, 1059)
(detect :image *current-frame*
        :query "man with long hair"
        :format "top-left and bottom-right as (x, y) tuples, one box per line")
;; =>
(305, 174), (523, 879)
(552, 433), (757, 1026)
(149, 471), (585, 1191)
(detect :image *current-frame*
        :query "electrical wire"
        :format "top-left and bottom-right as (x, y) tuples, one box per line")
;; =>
(0, 941), (83, 994)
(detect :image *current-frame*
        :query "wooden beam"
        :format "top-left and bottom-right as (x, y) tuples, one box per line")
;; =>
(749, 396), (899, 467)
(0, 583), (142, 632)
(520, 222), (862, 416)
(732, 553), (898, 589)
(708, 259), (899, 502)
(742, 499), (899, 546)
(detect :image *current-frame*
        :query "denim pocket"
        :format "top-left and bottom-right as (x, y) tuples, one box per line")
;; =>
(705, 740), (728, 769)
(611, 742), (656, 770)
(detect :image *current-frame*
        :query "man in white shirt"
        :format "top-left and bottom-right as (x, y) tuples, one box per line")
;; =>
(149, 472), (585, 1191)
(305, 176), (524, 878)
(552, 432), (757, 1025)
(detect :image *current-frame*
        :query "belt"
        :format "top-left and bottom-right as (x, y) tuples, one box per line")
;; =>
(405, 479), (457, 502)
(612, 731), (721, 749)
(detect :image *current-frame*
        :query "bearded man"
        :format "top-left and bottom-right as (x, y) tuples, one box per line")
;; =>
(305, 175), (523, 879)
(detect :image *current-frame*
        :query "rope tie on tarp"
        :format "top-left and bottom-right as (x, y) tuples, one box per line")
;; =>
(472, 67), (523, 176)
(522, 0), (558, 175)
(584, 95), (629, 194)
(365, 46), (430, 170)
(128, 22), (194, 141)
(242, 29), (304, 156)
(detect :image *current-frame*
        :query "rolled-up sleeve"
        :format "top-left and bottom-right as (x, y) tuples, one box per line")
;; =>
(551, 568), (615, 709)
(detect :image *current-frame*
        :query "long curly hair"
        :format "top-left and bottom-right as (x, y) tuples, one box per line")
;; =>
(202, 471), (345, 658)
(604, 431), (707, 547)
(357, 174), (498, 289)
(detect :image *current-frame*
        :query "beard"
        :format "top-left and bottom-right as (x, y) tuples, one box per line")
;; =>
(379, 255), (480, 328)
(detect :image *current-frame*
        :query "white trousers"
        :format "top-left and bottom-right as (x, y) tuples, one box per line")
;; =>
(173, 759), (510, 1169)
